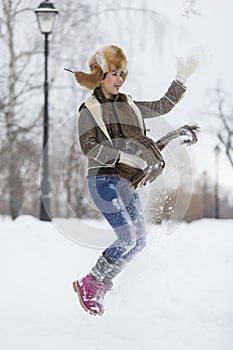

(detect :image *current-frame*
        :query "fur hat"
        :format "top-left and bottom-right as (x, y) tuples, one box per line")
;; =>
(74, 45), (128, 90)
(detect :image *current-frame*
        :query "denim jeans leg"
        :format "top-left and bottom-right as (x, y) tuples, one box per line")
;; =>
(116, 181), (147, 261)
(88, 176), (146, 262)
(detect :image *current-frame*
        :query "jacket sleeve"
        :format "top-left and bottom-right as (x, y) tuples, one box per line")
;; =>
(135, 80), (186, 119)
(78, 106), (120, 166)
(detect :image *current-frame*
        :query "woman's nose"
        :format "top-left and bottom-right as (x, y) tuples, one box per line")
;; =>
(116, 75), (123, 82)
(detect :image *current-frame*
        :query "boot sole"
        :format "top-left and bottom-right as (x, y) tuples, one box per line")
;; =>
(72, 281), (103, 316)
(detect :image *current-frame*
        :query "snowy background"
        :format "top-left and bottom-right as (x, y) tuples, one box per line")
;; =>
(1, 1), (233, 349)
(1, 215), (233, 350)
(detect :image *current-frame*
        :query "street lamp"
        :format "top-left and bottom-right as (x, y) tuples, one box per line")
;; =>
(214, 145), (220, 219)
(34, 1), (59, 221)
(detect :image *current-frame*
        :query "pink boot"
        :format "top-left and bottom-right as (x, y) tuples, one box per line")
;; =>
(73, 274), (109, 316)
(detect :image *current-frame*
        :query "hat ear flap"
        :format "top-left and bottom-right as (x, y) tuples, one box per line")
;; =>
(74, 68), (104, 90)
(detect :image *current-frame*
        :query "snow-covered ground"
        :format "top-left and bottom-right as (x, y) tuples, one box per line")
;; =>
(0, 215), (233, 350)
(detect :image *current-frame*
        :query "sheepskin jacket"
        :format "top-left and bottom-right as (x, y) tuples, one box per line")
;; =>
(78, 80), (186, 177)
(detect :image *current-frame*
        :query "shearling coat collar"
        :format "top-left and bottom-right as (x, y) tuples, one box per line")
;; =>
(90, 87), (145, 141)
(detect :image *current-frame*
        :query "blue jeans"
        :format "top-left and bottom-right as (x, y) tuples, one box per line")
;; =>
(88, 175), (146, 262)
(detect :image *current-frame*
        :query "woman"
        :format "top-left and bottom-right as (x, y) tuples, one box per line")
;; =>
(71, 45), (198, 316)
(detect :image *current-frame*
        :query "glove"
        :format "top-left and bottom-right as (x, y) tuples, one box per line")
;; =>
(176, 56), (199, 84)
(178, 124), (200, 145)
(119, 151), (147, 170)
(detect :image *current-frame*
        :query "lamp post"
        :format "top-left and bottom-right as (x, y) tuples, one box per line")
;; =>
(214, 145), (220, 219)
(34, 0), (59, 221)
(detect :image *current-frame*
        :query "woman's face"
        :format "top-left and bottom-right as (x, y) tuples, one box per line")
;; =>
(101, 70), (124, 98)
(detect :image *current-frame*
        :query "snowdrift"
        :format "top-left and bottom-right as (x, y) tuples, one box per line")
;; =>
(0, 216), (233, 350)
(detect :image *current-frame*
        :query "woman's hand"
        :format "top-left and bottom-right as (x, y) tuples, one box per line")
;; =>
(176, 56), (199, 84)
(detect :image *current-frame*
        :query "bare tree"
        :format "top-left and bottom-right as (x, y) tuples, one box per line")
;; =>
(0, 0), (44, 218)
(210, 87), (233, 168)
(182, 0), (200, 18)
(215, 88), (233, 168)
